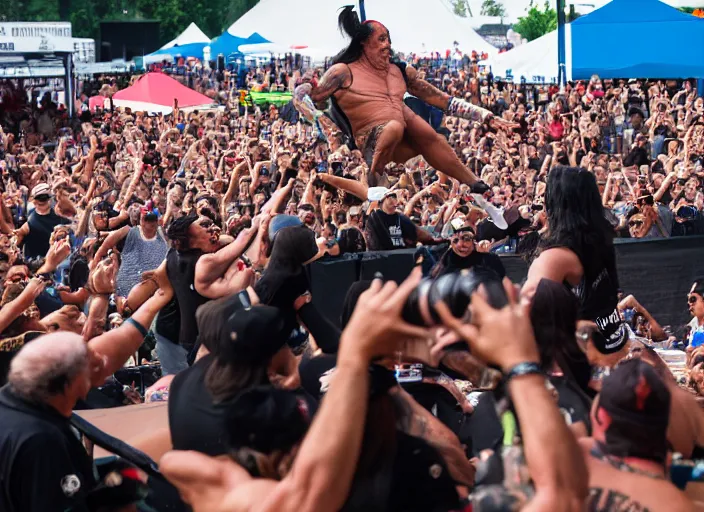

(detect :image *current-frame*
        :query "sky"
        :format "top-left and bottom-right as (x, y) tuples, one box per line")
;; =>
(455, 0), (704, 20)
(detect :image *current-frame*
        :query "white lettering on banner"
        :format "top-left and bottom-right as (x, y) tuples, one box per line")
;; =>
(0, 22), (72, 39)
(0, 43), (14, 51)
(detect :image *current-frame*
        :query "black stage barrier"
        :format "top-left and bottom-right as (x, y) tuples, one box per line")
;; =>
(307, 236), (704, 333)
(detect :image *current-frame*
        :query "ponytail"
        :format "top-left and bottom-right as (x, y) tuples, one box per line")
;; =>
(338, 5), (362, 39)
(332, 6), (376, 65)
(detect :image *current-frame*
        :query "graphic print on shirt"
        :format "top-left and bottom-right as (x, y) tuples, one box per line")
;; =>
(389, 224), (404, 247)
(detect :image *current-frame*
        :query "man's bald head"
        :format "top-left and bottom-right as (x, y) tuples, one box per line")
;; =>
(8, 332), (89, 403)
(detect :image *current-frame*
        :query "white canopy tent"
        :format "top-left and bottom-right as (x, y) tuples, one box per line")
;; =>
(159, 22), (210, 50)
(489, 25), (572, 84)
(225, 0), (497, 61)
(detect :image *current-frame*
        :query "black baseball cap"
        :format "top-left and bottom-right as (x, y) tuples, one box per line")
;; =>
(224, 386), (318, 454)
(690, 278), (704, 298)
(196, 296), (293, 366)
(599, 359), (670, 430)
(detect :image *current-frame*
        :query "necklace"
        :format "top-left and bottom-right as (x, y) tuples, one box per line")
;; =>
(591, 445), (666, 480)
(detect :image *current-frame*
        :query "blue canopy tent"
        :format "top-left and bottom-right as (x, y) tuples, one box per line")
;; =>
(145, 42), (207, 62)
(208, 31), (271, 62)
(571, 0), (704, 80)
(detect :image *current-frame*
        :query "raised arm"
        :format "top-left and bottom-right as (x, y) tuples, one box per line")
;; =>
(293, 65), (352, 124)
(194, 222), (260, 298)
(91, 225), (130, 269)
(88, 285), (173, 385)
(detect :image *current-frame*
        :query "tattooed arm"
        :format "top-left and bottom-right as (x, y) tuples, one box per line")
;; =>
(390, 386), (476, 488)
(293, 64), (352, 123)
(406, 66), (518, 131)
(405, 65), (454, 110)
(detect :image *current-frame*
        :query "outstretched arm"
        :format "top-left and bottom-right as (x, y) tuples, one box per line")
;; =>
(406, 66), (518, 131)
(293, 65), (352, 123)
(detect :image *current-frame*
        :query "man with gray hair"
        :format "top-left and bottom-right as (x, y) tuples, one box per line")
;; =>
(0, 286), (172, 512)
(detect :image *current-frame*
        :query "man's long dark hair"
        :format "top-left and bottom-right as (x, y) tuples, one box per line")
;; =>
(540, 166), (615, 281)
(332, 6), (379, 65)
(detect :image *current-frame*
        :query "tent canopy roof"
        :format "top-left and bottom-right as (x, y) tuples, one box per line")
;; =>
(572, 0), (698, 24)
(571, 0), (704, 79)
(113, 72), (214, 108)
(223, 0), (496, 60)
(209, 31), (271, 58)
(160, 22), (210, 50)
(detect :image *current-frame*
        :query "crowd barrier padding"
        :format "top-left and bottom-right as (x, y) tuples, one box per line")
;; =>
(308, 236), (704, 334)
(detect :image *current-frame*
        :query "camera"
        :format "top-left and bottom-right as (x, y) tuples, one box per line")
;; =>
(402, 267), (508, 327)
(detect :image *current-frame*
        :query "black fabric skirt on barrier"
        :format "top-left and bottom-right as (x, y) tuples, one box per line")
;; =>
(308, 236), (704, 332)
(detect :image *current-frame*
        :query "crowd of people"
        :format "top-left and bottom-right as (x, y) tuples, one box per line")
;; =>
(1, 11), (704, 512)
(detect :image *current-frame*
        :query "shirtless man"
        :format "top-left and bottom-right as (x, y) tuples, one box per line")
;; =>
(580, 359), (694, 512)
(293, 7), (517, 192)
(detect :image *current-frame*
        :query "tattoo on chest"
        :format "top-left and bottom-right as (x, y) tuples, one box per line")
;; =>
(587, 487), (650, 512)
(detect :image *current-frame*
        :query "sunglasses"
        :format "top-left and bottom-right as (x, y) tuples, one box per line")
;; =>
(34, 195), (51, 202)
(453, 234), (475, 243)
(629, 220), (644, 227)
(689, 295), (702, 304)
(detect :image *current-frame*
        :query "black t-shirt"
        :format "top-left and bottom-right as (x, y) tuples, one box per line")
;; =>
(155, 297), (181, 343)
(22, 208), (70, 260)
(0, 385), (97, 512)
(570, 251), (626, 352)
(166, 248), (209, 351)
(365, 210), (417, 251)
(168, 354), (229, 456)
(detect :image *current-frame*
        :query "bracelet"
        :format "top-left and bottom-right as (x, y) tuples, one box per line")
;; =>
(503, 362), (542, 383)
(125, 317), (148, 338)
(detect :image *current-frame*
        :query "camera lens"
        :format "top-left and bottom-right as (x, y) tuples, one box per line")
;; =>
(402, 268), (508, 327)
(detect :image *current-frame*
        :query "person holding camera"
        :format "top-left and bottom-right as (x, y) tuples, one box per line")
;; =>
(626, 194), (673, 240)
(162, 270), (588, 512)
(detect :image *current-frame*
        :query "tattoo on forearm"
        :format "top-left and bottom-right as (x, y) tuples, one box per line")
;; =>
(309, 66), (350, 103)
(442, 352), (486, 386)
(407, 77), (449, 107)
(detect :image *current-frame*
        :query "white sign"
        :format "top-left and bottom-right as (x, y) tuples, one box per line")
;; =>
(0, 36), (75, 54)
(0, 22), (71, 39)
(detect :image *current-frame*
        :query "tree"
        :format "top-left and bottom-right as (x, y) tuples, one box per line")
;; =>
(480, 0), (507, 17)
(513, 0), (557, 42)
(451, 0), (469, 17)
(2, 0), (261, 46)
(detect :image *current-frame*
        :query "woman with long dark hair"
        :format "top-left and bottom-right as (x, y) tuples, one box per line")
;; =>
(523, 166), (628, 356)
